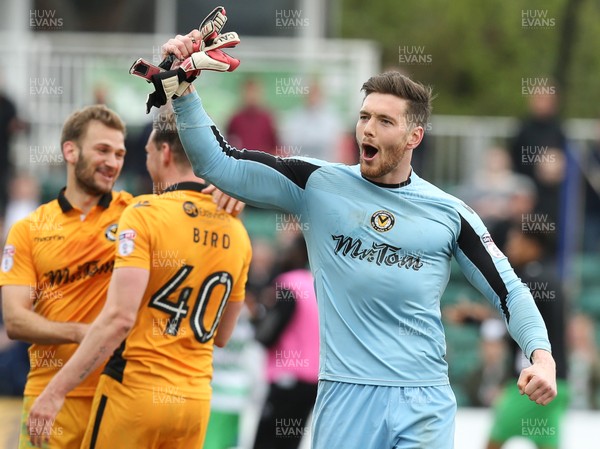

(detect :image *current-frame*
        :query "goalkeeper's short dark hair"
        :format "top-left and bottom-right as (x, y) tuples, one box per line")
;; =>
(151, 110), (190, 168)
(361, 72), (433, 130)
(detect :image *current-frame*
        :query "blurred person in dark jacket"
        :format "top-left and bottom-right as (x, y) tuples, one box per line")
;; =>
(251, 234), (319, 449)
(227, 77), (279, 155)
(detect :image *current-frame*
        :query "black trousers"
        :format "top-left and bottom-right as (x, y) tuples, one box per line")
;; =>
(252, 380), (318, 449)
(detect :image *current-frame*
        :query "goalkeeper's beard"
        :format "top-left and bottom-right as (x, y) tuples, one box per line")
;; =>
(359, 141), (410, 181)
(74, 152), (116, 196)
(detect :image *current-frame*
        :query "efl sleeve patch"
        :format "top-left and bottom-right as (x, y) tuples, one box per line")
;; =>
(118, 230), (137, 256)
(481, 233), (504, 259)
(1, 245), (15, 272)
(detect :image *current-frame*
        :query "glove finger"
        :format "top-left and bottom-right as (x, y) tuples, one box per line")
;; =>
(204, 32), (240, 52)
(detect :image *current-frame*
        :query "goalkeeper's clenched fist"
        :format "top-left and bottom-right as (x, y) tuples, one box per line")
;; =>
(160, 27), (238, 69)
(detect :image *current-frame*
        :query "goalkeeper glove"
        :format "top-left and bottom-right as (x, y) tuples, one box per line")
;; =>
(145, 48), (240, 113)
(172, 32), (241, 97)
(158, 6), (228, 70)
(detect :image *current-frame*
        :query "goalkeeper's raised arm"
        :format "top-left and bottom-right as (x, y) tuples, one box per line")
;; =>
(164, 32), (326, 215)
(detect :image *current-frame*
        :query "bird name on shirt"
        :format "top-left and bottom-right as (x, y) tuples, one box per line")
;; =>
(43, 260), (114, 286)
(193, 228), (231, 249)
(331, 234), (424, 270)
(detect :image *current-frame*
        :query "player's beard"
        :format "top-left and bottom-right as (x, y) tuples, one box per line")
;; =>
(74, 151), (116, 196)
(359, 142), (409, 181)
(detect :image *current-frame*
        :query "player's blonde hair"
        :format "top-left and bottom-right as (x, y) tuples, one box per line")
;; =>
(61, 104), (126, 147)
(361, 72), (432, 129)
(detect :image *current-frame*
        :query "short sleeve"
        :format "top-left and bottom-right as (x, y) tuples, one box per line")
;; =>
(114, 205), (152, 271)
(228, 233), (252, 303)
(0, 219), (37, 287)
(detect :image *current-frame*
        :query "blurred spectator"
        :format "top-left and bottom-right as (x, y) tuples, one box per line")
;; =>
(123, 121), (154, 195)
(245, 238), (278, 306)
(486, 175), (539, 253)
(510, 92), (568, 258)
(0, 293), (30, 396)
(0, 88), (27, 218)
(532, 146), (566, 233)
(443, 225), (569, 447)
(251, 234), (319, 449)
(336, 129), (360, 165)
(510, 92), (567, 180)
(458, 146), (521, 226)
(465, 319), (509, 407)
(0, 174), (39, 395)
(567, 313), (600, 410)
(281, 80), (343, 161)
(204, 309), (256, 449)
(582, 121), (600, 253)
(93, 83), (109, 105)
(456, 146), (556, 256)
(3, 174), (41, 240)
(226, 77), (279, 155)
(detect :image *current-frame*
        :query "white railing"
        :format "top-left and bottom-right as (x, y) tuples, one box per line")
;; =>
(1, 31), (597, 187)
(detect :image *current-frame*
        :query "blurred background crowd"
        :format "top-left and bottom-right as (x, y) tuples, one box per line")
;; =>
(1, 0), (600, 447)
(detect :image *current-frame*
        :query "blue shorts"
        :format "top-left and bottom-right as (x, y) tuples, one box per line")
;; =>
(312, 381), (457, 449)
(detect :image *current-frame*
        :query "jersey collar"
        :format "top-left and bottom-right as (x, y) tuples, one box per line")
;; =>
(161, 181), (209, 194)
(57, 188), (113, 213)
(362, 170), (412, 189)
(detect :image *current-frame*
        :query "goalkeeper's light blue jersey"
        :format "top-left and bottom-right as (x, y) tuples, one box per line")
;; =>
(173, 92), (551, 387)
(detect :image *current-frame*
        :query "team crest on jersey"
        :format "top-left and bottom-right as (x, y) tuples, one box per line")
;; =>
(183, 201), (199, 217)
(118, 230), (137, 256)
(1, 245), (15, 273)
(104, 223), (118, 242)
(370, 210), (395, 232)
(481, 233), (504, 259)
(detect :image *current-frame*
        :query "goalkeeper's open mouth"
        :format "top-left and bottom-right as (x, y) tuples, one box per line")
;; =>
(361, 143), (379, 161)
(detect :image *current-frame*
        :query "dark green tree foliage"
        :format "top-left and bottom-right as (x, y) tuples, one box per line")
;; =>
(339, 0), (596, 117)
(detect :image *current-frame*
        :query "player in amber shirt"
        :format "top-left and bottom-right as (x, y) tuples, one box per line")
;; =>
(0, 105), (131, 448)
(27, 112), (252, 449)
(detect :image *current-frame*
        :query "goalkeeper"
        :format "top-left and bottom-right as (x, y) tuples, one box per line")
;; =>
(143, 26), (557, 449)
